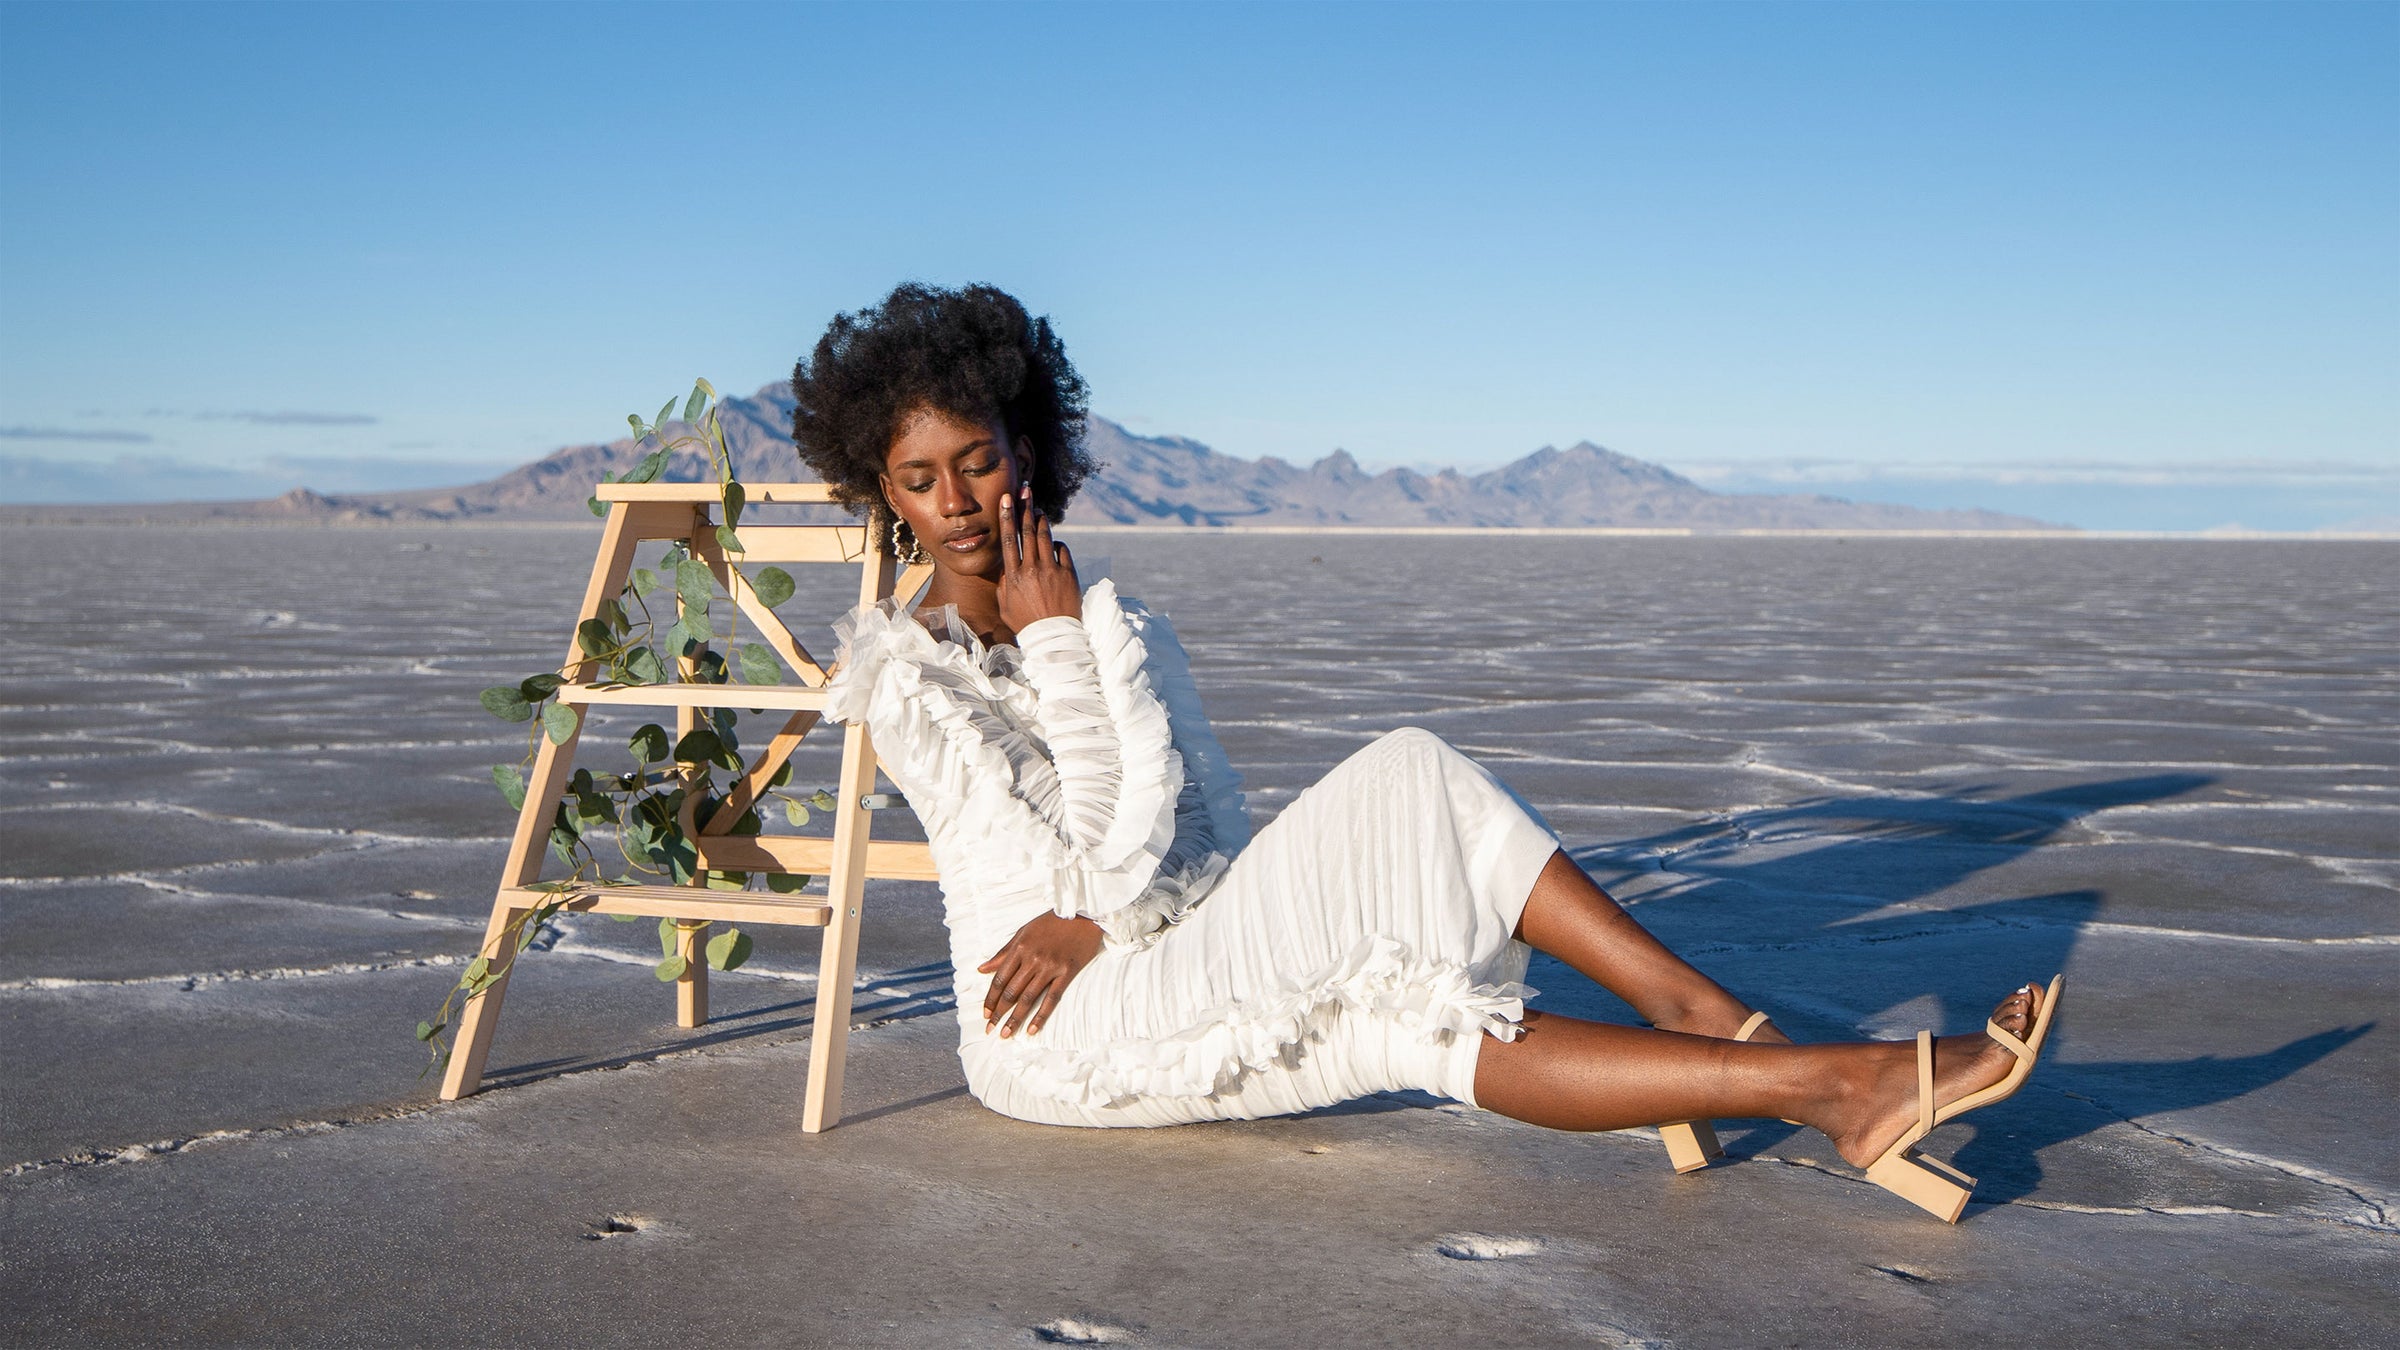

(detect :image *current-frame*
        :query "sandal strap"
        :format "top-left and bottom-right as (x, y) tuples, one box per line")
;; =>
(1985, 1018), (2032, 1061)
(1915, 1029), (1935, 1135)
(1734, 1011), (1772, 1043)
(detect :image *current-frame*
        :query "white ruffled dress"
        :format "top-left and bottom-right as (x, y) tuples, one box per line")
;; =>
(822, 577), (1564, 1127)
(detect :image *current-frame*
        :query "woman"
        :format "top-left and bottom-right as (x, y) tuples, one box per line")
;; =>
(797, 283), (2059, 1222)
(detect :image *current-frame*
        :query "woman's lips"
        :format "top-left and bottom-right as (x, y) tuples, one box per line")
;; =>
(943, 527), (990, 551)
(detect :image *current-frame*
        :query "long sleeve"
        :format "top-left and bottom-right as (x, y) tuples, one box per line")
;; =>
(821, 579), (1188, 938)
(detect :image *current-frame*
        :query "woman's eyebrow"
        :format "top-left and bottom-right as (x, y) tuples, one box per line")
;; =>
(892, 437), (997, 470)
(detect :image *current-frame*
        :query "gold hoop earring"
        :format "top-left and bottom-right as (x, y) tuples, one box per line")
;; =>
(890, 517), (928, 564)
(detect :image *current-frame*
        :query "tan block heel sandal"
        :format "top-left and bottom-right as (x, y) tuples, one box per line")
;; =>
(1659, 1010), (1779, 1173)
(1864, 974), (2064, 1223)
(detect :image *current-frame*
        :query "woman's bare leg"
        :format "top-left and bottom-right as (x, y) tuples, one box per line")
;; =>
(1514, 849), (1792, 1043)
(1472, 985), (2044, 1167)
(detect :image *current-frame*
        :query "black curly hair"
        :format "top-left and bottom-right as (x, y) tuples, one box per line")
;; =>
(791, 282), (1097, 554)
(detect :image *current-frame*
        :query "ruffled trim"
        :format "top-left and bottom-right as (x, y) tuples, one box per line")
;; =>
(822, 581), (1186, 920)
(983, 935), (1535, 1109)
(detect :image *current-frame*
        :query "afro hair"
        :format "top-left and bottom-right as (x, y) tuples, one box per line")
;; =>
(790, 282), (1097, 553)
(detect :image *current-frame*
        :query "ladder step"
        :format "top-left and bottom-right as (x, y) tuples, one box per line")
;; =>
(504, 883), (833, 927)
(556, 682), (829, 711)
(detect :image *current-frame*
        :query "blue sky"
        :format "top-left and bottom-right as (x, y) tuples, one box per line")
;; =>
(2, 0), (2393, 529)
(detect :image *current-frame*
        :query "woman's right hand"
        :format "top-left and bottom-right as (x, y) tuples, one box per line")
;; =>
(996, 483), (1082, 636)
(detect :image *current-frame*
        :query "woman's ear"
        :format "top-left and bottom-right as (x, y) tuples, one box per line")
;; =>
(1011, 436), (1035, 488)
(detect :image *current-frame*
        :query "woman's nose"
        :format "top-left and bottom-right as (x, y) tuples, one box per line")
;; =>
(935, 471), (977, 518)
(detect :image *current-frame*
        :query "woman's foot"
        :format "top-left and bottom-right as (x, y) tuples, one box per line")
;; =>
(1817, 983), (2044, 1169)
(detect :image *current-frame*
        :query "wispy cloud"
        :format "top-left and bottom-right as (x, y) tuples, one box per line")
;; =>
(195, 410), (379, 427)
(1669, 458), (2400, 488)
(0, 426), (155, 444)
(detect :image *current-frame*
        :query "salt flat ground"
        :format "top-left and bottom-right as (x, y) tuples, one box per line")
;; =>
(1, 526), (2393, 1348)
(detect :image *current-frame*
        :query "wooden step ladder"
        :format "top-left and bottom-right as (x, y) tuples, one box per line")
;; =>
(438, 482), (934, 1131)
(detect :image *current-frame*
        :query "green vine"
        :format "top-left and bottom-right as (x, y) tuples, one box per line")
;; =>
(417, 379), (834, 1075)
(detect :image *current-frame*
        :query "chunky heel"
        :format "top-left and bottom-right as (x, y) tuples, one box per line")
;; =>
(1864, 1148), (1975, 1223)
(1659, 1119), (1723, 1173)
(1656, 1010), (1776, 1173)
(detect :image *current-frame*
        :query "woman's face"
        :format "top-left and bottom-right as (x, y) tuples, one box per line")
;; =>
(880, 406), (1032, 579)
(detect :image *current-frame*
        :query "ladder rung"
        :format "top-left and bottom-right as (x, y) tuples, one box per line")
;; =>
(505, 883), (833, 927)
(556, 682), (829, 711)
(594, 482), (835, 503)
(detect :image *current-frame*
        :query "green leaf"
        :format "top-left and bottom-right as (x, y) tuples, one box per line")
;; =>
(767, 761), (793, 789)
(480, 686), (533, 722)
(764, 872), (811, 894)
(548, 825), (578, 869)
(704, 869), (748, 891)
(576, 618), (612, 658)
(541, 702), (579, 745)
(570, 768), (594, 795)
(658, 541), (686, 568)
(587, 496), (607, 519)
(693, 649), (728, 684)
(721, 481), (745, 530)
(416, 1020), (444, 1041)
(809, 789), (837, 812)
(705, 927), (753, 972)
(658, 916), (680, 959)
(783, 798), (810, 828)
(738, 643), (781, 685)
(464, 956), (491, 984)
(629, 723), (671, 763)
(684, 385), (708, 423)
(751, 566), (795, 608)
(630, 566), (659, 597)
(608, 912), (641, 923)
(730, 807), (763, 836)
(624, 645), (666, 684)
(491, 764), (527, 810)
(657, 396), (678, 431)
(627, 413), (645, 438)
(627, 449), (670, 484)
(676, 558), (714, 614)
(519, 673), (563, 702)
(672, 727), (723, 764)
(596, 598), (628, 633)
(715, 524), (745, 555)
(654, 953), (687, 983)
(694, 376), (717, 402)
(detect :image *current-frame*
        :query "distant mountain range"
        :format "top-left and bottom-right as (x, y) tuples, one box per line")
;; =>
(4, 384), (2053, 530)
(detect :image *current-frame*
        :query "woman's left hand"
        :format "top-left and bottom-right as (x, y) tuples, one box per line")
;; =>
(977, 911), (1105, 1038)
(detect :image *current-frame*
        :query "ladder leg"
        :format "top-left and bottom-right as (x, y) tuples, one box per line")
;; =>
(801, 757), (870, 1133)
(439, 895), (530, 1100)
(675, 920), (709, 1027)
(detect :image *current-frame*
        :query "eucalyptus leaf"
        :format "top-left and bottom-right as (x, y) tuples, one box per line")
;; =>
(627, 413), (645, 438)
(684, 385), (708, 423)
(624, 645), (666, 684)
(628, 449), (670, 484)
(738, 643), (781, 685)
(464, 956), (491, 984)
(541, 702), (579, 745)
(416, 1020), (444, 1041)
(608, 912), (642, 923)
(570, 768), (594, 795)
(767, 761), (793, 789)
(751, 566), (795, 608)
(653, 953), (687, 983)
(597, 598), (628, 633)
(716, 524), (745, 555)
(673, 728), (724, 764)
(656, 396), (678, 431)
(629, 723), (671, 763)
(706, 927), (753, 971)
(491, 763), (527, 810)
(576, 619), (612, 658)
(548, 825), (578, 869)
(630, 566), (659, 596)
(658, 916), (680, 959)
(694, 649), (729, 684)
(783, 798), (810, 828)
(809, 789), (837, 812)
(695, 376), (717, 401)
(587, 496), (607, 519)
(519, 673), (563, 702)
(676, 558), (713, 613)
(704, 869), (749, 891)
(480, 686), (533, 723)
(721, 481), (745, 530)
(764, 872), (812, 894)
(730, 807), (762, 836)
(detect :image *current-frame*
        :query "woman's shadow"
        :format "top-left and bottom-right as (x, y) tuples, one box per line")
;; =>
(1538, 772), (2373, 1202)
